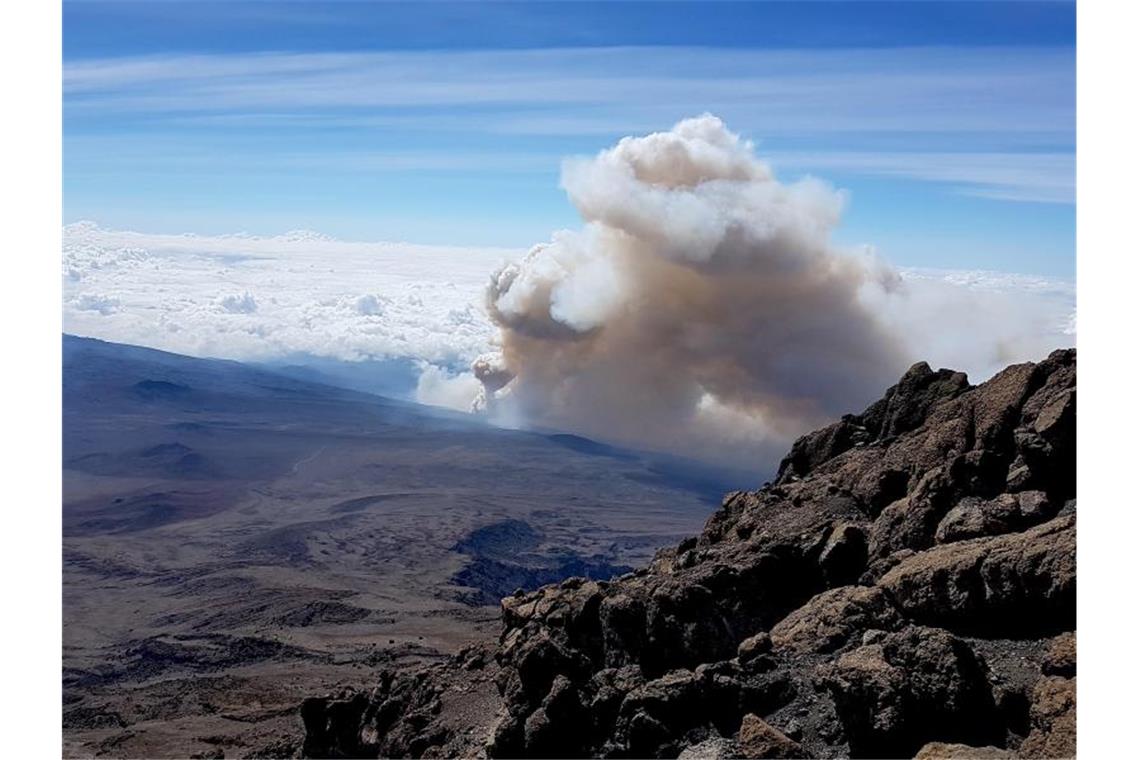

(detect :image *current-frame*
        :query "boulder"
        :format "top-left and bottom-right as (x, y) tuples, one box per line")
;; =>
(1040, 633), (1076, 678)
(1016, 491), (1053, 522)
(775, 362), (969, 483)
(1017, 676), (1075, 759)
(876, 363), (971, 440)
(935, 495), (1022, 544)
(736, 632), (772, 664)
(770, 586), (902, 655)
(868, 467), (956, 558)
(735, 713), (807, 759)
(612, 669), (703, 756)
(878, 515), (1075, 635)
(521, 675), (590, 757)
(822, 626), (1003, 758)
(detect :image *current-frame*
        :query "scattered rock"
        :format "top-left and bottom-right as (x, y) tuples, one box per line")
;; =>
(1040, 633), (1076, 678)
(735, 713), (806, 759)
(677, 736), (737, 759)
(1016, 491), (1052, 522)
(914, 742), (1015, 759)
(770, 586), (901, 655)
(1017, 676), (1075, 759)
(736, 632), (772, 664)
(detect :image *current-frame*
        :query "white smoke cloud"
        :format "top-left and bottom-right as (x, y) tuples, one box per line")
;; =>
(473, 116), (1074, 469)
(413, 363), (484, 412)
(868, 267), (1075, 380)
(62, 120), (1073, 470)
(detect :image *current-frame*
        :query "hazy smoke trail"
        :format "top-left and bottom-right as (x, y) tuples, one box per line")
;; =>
(474, 115), (910, 469)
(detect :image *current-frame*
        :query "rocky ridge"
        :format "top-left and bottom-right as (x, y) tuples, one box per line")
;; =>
(301, 349), (1076, 759)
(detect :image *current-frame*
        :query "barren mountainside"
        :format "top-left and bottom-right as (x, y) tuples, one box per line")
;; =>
(301, 349), (1076, 759)
(61, 336), (747, 758)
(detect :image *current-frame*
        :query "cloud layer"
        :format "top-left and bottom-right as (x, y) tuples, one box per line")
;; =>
(62, 119), (1073, 470)
(63, 222), (510, 367)
(66, 46), (1073, 142)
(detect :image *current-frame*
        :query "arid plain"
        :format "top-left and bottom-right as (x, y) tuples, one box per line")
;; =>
(62, 336), (745, 758)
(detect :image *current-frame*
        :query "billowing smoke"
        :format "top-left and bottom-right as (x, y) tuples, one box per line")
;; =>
(473, 115), (913, 469)
(61, 116), (1072, 470)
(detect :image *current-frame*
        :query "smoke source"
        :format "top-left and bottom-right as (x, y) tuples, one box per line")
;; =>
(475, 115), (916, 470)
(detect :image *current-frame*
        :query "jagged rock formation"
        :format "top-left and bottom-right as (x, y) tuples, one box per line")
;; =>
(301, 350), (1076, 759)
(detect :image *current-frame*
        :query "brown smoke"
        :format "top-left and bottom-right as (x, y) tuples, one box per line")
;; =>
(475, 115), (911, 470)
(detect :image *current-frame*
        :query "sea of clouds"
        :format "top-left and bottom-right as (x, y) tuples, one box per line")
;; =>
(63, 221), (511, 367)
(63, 117), (1074, 470)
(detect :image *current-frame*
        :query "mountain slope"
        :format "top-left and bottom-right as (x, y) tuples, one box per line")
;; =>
(301, 349), (1076, 759)
(61, 335), (751, 758)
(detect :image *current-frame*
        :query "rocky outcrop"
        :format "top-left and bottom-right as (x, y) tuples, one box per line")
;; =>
(301, 350), (1076, 759)
(300, 643), (501, 758)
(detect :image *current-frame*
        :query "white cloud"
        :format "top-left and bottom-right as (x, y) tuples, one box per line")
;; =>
(65, 46), (1073, 141)
(876, 265), (1075, 382)
(72, 293), (120, 315)
(62, 221), (514, 366)
(768, 151), (1074, 205)
(218, 291), (258, 314)
(65, 47), (1074, 207)
(63, 217), (1073, 467)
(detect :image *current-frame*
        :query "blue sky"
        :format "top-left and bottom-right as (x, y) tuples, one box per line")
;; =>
(63, 1), (1075, 276)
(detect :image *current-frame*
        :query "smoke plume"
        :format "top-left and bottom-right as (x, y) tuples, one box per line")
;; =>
(475, 115), (912, 469)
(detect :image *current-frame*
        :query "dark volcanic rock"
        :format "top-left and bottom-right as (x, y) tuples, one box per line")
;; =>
(914, 743), (1015, 759)
(735, 713), (807, 758)
(769, 586), (902, 655)
(1017, 676), (1075, 759)
(821, 626), (1003, 757)
(301, 350), (1076, 759)
(879, 515), (1075, 636)
(1040, 633), (1076, 678)
(935, 494), (1023, 544)
(301, 643), (501, 758)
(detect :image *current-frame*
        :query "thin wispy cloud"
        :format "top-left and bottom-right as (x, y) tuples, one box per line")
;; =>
(64, 136), (563, 176)
(65, 45), (1073, 211)
(768, 151), (1074, 204)
(63, 1), (1075, 277)
(66, 46), (1073, 140)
